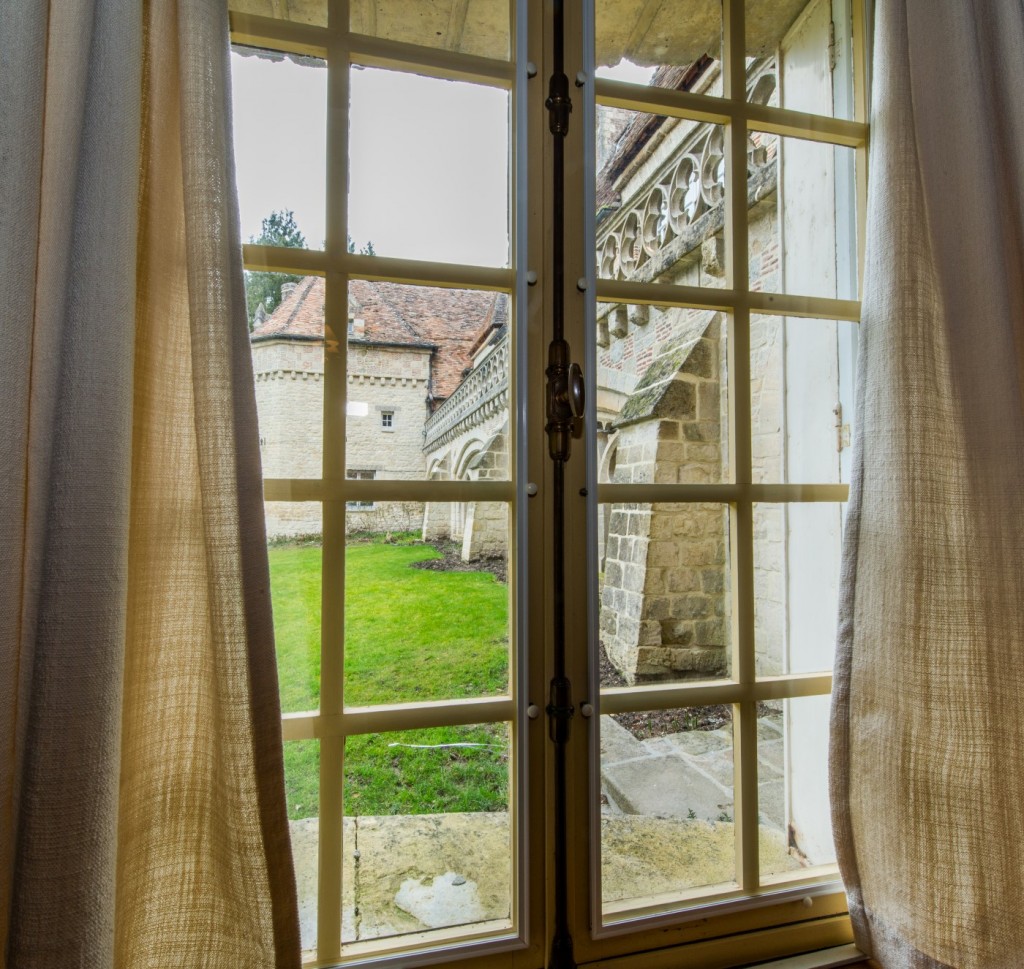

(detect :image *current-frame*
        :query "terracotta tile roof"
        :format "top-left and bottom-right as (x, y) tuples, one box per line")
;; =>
(250, 275), (325, 341)
(251, 275), (508, 402)
(596, 58), (713, 222)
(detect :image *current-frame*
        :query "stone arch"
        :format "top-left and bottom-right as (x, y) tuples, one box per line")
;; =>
(453, 436), (488, 481)
(454, 425), (509, 561)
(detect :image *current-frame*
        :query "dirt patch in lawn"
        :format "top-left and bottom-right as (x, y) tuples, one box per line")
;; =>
(599, 643), (778, 739)
(410, 541), (507, 584)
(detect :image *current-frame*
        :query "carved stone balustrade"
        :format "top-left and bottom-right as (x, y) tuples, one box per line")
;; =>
(423, 336), (510, 452)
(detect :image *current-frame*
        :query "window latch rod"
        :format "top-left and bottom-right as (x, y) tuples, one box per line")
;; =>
(546, 70), (572, 136)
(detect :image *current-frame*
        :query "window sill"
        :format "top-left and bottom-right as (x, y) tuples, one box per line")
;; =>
(753, 944), (868, 968)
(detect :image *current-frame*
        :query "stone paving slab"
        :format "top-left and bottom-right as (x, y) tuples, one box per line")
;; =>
(600, 713), (647, 761)
(602, 752), (734, 822)
(291, 812), (799, 954)
(601, 815), (799, 905)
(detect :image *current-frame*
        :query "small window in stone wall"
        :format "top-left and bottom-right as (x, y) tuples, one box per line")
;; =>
(381, 410), (394, 430)
(346, 468), (375, 509)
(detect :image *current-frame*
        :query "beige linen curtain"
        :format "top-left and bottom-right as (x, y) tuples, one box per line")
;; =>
(0, 1), (300, 966)
(830, 2), (1024, 967)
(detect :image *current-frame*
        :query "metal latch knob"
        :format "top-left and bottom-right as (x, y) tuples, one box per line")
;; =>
(567, 362), (585, 418)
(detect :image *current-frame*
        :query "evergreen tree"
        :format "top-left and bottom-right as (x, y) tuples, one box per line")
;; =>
(244, 213), (376, 329)
(244, 210), (307, 329)
(347, 236), (376, 256)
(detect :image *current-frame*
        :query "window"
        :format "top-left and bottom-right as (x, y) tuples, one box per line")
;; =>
(345, 469), (375, 510)
(231, 0), (868, 965)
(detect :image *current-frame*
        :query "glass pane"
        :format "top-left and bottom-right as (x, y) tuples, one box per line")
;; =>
(600, 706), (736, 917)
(597, 307), (730, 488)
(229, 0), (326, 27)
(596, 111), (728, 291)
(268, 536), (322, 713)
(231, 47), (326, 250)
(344, 281), (512, 482)
(350, 0), (511, 60)
(343, 528), (510, 706)
(750, 316), (858, 485)
(285, 739), (320, 958)
(342, 724), (512, 942)
(349, 68), (509, 267)
(754, 502), (844, 676)
(748, 134), (859, 300)
(747, 0), (856, 121)
(595, 0), (721, 97)
(250, 273), (325, 503)
(598, 504), (731, 686)
(759, 696), (837, 879)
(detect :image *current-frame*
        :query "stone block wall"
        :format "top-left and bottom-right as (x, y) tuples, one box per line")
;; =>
(252, 338), (432, 539)
(594, 193), (788, 681)
(253, 339), (325, 538)
(600, 323), (730, 683)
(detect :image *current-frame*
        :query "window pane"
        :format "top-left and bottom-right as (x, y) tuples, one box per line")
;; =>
(268, 538), (322, 714)
(350, 0), (511, 60)
(597, 307), (730, 488)
(759, 696), (837, 880)
(284, 739), (320, 958)
(595, 0), (721, 97)
(343, 527), (510, 706)
(750, 316), (858, 485)
(344, 281), (512, 482)
(749, 134), (859, 300)
(231, 47), (326, 250)
(600, 706), (737, 918)
(348, 68), (509, 267)
(754, 502), (844, 676)
(596, 111), (728, 291)
(747, 0), (856, 122)
(599, 504), (732, 685)
(342, 723), (513, 943)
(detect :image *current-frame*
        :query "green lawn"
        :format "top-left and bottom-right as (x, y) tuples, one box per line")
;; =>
(268, 538), (510, 819)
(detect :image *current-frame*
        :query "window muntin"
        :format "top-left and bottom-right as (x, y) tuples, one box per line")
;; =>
(588, 0), (866, 936)
(231, 5), (520, 963)
(231, 0), (868, 963)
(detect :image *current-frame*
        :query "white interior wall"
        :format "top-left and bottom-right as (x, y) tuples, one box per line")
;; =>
(779, 0), (842, 866)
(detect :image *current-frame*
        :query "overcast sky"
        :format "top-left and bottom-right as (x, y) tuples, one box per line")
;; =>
(231, 51), (509, 267)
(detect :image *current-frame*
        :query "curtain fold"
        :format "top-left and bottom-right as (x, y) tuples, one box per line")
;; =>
(830, 2), (1024, 967)
(1, 2), (301, 966)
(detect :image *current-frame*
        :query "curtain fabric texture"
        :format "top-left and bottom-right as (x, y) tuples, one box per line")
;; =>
(0, 2), (300, 966)
(830, 2), (1024, 967)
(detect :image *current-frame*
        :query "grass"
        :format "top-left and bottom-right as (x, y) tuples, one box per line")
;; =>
(268, 535), (510, 819)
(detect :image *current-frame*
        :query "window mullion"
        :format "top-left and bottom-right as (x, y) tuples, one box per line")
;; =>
(315, 2), (351, 961)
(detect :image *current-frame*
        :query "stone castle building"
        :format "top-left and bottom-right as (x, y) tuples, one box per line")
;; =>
(251, 276), (508, 543)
